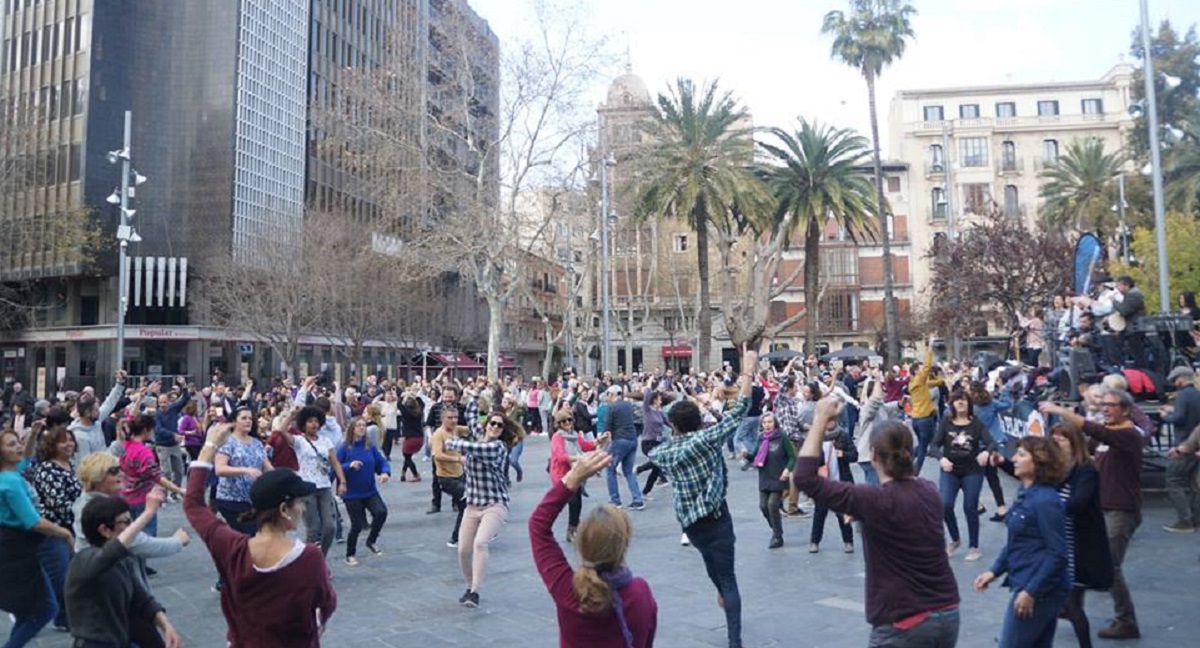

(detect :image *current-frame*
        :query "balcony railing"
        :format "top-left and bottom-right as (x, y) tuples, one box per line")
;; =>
(928, 206), (949, 223)
(996, 156), (1024, 174)
(924, 161), (947, 176)
(913, 112), (1110, 133)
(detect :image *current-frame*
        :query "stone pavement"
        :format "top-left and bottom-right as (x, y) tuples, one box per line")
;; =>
(8, 435), (1199, 647)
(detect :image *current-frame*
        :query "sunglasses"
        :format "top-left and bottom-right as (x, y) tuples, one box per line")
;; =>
(558, 417), (574, 423)
(487, 420), (504, 428)
(106, 466), (122, 476)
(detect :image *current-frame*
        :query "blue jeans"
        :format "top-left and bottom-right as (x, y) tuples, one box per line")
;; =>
(605, 437), (643, 506)
(129, 501), (158, 538)
(859, 462), (880, 485)
(508, 438), (525, 480)
(940, 470), (984, 548)
(4, 564), (56, 648)
(999, 588), (1068, 648)
(912, 416), (937, 474)
(733, 416), (760, 456)
(36, 536), (70, 629)
(685, 501), (741, 647)
(869, 608), (959, 647)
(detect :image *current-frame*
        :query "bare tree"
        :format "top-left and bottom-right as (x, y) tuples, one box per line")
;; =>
(321, 0), (613, 381)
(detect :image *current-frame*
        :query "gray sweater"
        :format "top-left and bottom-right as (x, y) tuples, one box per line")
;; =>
(65, 540), (165, 647)
(69, 383), (124, 457)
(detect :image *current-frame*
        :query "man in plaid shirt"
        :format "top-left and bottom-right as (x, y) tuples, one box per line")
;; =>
(650, 348), (757, 648)
(772, 377), (812, 518)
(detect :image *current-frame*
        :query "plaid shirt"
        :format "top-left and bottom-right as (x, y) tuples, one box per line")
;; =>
(445, 438), (510, 507)
(773, 392), (803, 442)
(649, 395), (748, 529)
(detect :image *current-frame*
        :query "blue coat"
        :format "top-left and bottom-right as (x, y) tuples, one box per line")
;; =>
(990, 483), (1070, 599)
(336, 440), (391, 500)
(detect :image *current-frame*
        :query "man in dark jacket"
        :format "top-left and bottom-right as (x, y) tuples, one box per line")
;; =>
(1115, 275), (1147, 368)
(1162, 367), (1200, 532)
(151, 376), (190, 494)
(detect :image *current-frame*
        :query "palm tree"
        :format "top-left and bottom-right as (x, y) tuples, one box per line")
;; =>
(636, 78), (758, 363)
(1039, 137), (1124, 238)
(760, 119), (877, 355)
(822, 0), (916, 365)
(1164, 118), (1200, 214)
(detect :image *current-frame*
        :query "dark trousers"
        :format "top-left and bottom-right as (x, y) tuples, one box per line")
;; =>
(36, 532), (70, 629)
(984, 465), (1006, 508)
(869, 608), (959, 647)
(1104, 509), (1141, 627)
(401, 452), (420, 480)
(912, 416), (937, 474)
(684, 501), (741, 648)
(1123, 332), (1147, 369)
(439, 476), (466, 543)
(940, 470), (984, 548)
(381, 428), (399, 459)
(567, 488), (584, 528)
(1166, 453), (1200, 526)
(758, 490), (783, 541)
(216, 499), (258, 535)
(431, 471), (444, 509)
(638, 439), (664, 495)
(344, 494), (388, 557)
(813, 465), (854, 545)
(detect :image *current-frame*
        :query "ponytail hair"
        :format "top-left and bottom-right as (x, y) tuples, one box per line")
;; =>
(572, 503), (632, 614)
(869, 420), (915, 480)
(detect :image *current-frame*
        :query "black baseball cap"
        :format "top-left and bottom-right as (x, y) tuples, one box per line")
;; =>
(249, 469), (315, 512)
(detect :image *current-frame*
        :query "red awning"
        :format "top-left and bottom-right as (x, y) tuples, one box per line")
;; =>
(661, 345), (693, 359)
(427, 352), (484, 370)
(474, 353), (516, 368)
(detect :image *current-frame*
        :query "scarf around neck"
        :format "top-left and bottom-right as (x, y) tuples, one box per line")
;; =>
(597, 565), (635, 648)
(752, 426), (780, 468)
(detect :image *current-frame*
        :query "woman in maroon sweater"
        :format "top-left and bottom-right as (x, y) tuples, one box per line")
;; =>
(184, 423), (337, 647)
(529, 451), (657, 648)
(794, 397), (960, 646)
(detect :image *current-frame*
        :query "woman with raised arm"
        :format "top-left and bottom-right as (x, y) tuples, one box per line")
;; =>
(530, 450), (657, 647)
(794, 398), (960, 646)
(184, 423), (337, 647)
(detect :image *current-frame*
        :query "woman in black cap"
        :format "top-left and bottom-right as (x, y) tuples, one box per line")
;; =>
(184, 423), (337, 647)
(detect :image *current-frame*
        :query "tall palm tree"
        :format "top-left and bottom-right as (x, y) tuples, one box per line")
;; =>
(636, 78), (758, 363)
(822, 0), (916, 365)
(1039, 137), (1124, 238)
(760, 119), (877, 355)
(1164, 118), (1200, 214)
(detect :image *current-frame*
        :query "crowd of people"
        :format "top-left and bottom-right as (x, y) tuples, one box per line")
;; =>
(0, 317), (1197, 647)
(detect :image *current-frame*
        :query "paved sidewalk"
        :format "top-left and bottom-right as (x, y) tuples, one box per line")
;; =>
(7, 435), (1198, 647)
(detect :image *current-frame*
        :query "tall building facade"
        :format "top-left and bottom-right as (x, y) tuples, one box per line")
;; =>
(890, 63), (1135, 303)
(0, 0), (499, 395)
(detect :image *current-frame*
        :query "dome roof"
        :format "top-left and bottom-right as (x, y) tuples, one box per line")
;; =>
(607, 71), (651, 107)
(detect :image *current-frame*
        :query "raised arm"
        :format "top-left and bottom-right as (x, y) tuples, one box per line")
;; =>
(98, 371), (128, 420)
(529, 452), (612, 607)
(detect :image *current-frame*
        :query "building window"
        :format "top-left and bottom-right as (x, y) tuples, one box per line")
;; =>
(1003, 185), (1020, 216)
(821, 247), (859, 285)
(996, 101), (1016, 118)
(959, 104), (980, 119)
(1042, 139), (1059, 163)
(931, 187), (947, 220)
(672, 234), (688, 253)
(1037, 100), (1060, 117)
(886, 176), (901, 193)
(928, 144), (944, 170)
(826, 292), (859, 332)
(1000, 141), (1017, 171)
(923, 105), (944, 122)
(963, 183), (992, 214)
(1081, 98), (1103, 114)
(959, 137), (988, 167)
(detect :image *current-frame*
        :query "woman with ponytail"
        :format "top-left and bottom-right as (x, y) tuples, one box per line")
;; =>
(794, 397), (960, 646)
(529, 450), (657, 647)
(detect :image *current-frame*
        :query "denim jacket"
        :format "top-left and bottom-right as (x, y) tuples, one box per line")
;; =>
(989, 483), (1070, 598)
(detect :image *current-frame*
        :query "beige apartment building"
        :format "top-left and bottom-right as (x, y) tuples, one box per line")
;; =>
(889, 62), (1136, 302)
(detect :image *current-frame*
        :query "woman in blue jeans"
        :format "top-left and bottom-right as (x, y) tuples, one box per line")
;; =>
(932, 390), (995, 563)
(974, 436), (1070, 648)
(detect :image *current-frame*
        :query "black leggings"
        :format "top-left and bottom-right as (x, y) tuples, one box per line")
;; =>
(402, 453), (420, 479)
(985, 465), (1006, 508)
(567, 488), (584, 528)
(639, 440), (664, 495)
(344, 494), (388, 557)
(1061, 586), (1093, 648)
(381, 428), (399, 459)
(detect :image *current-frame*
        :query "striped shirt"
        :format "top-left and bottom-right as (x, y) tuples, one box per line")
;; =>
(649, 395), (749, 528)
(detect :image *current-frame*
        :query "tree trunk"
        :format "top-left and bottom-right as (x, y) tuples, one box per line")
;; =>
(694, 203), (713, 365)
(541, 319), (556, 381)
(804, 219), (821, 357)
(485, 293), (502, 382)
(867, 72), (901, 365)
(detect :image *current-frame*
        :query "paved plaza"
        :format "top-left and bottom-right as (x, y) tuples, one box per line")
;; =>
(7, 436), (1198, 647)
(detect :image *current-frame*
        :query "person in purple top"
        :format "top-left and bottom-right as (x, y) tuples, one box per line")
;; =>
(794, 397), (960, 646)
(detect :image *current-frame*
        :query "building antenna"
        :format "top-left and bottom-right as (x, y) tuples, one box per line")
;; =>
(624, 32), (633, 73)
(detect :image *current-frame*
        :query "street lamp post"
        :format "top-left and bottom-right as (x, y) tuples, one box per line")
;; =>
(107, 111), (145, 373)
(1140, 0), (1172, 312)
(600, 152), (616, 375)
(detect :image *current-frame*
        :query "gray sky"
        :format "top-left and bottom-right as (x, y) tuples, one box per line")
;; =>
(471, 0), (1200, 155)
